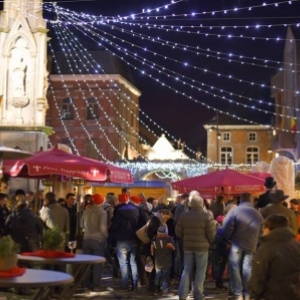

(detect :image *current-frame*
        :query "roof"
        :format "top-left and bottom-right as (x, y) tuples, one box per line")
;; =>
(49, 50), (135, 84)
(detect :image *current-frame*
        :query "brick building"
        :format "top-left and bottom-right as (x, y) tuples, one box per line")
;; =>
(204, 114), (272, 165)
(46, 51), (141, 162)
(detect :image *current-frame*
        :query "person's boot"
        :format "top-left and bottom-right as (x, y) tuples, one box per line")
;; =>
(153, 285), (161, 296)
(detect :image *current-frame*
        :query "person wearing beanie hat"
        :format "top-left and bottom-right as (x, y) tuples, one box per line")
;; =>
(118, 194), (129, 204)
(81, 193), (108, 290)
(130, 195), (142, 205)
(176, 194), (216, 300)
(151, 225), (175, 296)
(92, 194), (104, 206)
(216, 215), (225, 225)
(109, 190), (140, 291)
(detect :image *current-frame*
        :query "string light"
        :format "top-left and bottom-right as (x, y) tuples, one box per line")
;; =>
(109, 20), (300, 70)
(53, 23), (213, 166)
(63, 19), (300, 127)
(49, 15), (217, 165)
(43, 0), (297, 23)
(89, 22), (300, 110)
(51, 7), (300, 114)
(58, 21), (300, 134)
(53, 24), (150, 161)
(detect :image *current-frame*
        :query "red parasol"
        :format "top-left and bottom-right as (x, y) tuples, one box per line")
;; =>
(247, 172), (272, 179)
(4, 148), (133, 184)
(172, 168), (266, 195)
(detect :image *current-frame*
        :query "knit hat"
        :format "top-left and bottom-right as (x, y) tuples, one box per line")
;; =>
(15, 189), (26, 197)
(189, 195), (204, 207)
(118, 194), (129, 203)
(157, 226), (167, 234)
(130, 195), (142, 204)
(92, 194), (104, 205)
(216, 215), (225, 224)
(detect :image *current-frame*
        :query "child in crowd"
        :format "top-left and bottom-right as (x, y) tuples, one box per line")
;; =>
(211, 215), (230, 290)
(151, 226), (175, 296)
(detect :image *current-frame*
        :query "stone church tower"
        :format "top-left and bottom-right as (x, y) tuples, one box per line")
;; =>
(0, 0), (50, 152)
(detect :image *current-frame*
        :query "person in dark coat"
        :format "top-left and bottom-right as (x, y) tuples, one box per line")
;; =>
(249, 214), (300, 300)
(256, 177), (276, 209)
(209, 195), (225, 219)
(151, 226), (175, 296)
(4, 199), (43, 252)
(0, 193), (10, 236)
(63, 193), (77, 241)
(146, 209), (173, 291)
(260, 190), (298, 235)
(109, 195), (140, 291)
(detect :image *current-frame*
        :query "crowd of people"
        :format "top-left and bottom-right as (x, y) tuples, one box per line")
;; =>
(0, 177), (300, 300)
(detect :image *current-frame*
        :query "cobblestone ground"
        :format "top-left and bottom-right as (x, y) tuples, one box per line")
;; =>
(0, 265), (230, 300)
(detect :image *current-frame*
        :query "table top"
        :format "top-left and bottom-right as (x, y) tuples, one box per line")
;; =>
(0, 269), (73, 287)
(18, 254), (106, 265)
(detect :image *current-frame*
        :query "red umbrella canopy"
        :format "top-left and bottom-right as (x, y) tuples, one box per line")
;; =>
(5, 148), (133, 184)
(247, 172), (272, 179)
(172, 169), (266, 195)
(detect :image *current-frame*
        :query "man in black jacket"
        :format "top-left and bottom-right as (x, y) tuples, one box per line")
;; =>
(109, 196), (140, 291)
(256, 177), (276, 209)
(5, 199), (43, 252)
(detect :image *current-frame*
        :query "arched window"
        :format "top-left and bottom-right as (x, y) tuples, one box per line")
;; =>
(246, 147), (259, 164)
(61, 98), (74, 120)
(220, 147), (233, 165)
(86, 97), (99, 119)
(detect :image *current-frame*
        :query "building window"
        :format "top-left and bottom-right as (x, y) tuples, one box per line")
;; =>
(220, 147), (233, 164)
(248, 132), (257, 142)
(223, 132), (231, 142)
(61, 98), (74, 120)
(246, 147), (259, 164)
(86, 97), (99, 119)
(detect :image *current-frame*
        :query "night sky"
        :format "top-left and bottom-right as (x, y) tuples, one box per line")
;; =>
(3, 0), (300, 155)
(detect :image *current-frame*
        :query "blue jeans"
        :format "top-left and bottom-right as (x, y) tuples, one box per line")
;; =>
(228, 245), (252, 299)
(155, 267), (170, 291)
(116, 240), (138, 289)
(82, 239), (105, 288)
(178, 251), (208, 300)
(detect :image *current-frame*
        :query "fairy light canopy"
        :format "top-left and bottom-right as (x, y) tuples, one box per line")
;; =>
(3, 0), (296, 169)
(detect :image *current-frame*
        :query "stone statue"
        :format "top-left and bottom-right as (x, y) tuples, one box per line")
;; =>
(13, 57), (26, 97)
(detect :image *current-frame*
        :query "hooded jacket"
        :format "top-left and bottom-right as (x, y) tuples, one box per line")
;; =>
(249, 227), (300, 300)
(109, 202), (140, 241)
(81, 205), (108, 241)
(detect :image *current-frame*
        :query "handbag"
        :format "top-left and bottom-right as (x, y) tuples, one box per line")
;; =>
(136, 223), (151, 244)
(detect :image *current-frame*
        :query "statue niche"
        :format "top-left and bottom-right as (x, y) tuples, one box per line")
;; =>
(9, 37), (30, 114)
